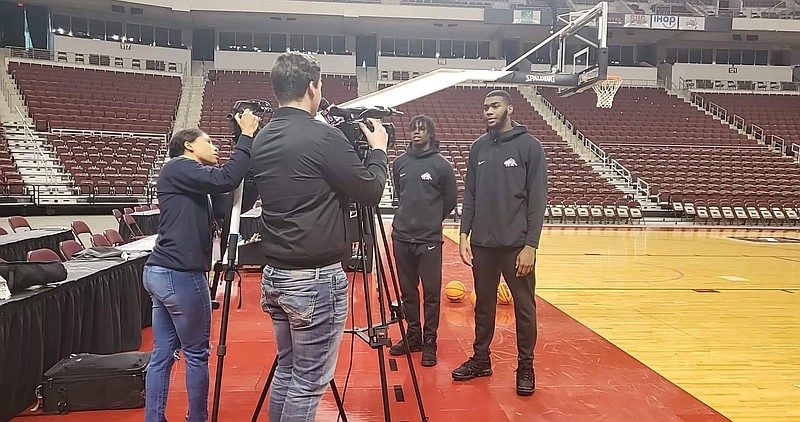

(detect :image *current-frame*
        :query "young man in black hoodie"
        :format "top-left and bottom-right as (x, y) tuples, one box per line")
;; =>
(452, 90), (548, 397)
(389, 115), (457, 367)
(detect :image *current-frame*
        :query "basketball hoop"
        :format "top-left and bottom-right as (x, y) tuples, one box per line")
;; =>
(592, 75), (623, 108)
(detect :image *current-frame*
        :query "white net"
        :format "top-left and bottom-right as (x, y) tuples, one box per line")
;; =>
(592, 76), (623, 108)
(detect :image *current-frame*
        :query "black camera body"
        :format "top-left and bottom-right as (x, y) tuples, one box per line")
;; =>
(323, 103), (401, 160)
(227, 99), (273, 138)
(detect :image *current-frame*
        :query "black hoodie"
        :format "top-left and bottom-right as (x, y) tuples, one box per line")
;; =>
(391, 142), (457, 243)
(460, 123), (548, 248)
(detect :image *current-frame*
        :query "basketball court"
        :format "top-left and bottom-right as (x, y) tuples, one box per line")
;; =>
(12, 226), (798, 421)
(6, 3), (798, 420)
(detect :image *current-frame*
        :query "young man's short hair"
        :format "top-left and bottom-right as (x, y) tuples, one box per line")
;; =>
(270, 52), (322, 104)
(485, 89), (513, 105)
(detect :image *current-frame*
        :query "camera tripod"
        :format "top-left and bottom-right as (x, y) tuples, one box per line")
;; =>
(340, 202), (428, 422)
(210, 180), (428, 422)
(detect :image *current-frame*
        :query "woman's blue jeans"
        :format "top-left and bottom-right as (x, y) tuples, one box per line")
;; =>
(143, 265), (212, 422)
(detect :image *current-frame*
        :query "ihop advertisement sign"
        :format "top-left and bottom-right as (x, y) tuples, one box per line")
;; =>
(651, 15), (678, 29)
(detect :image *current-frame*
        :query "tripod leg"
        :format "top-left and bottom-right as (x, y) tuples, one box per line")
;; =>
(251, 356), (278, 422)
(373, 207), (428, 422)
(329, 380), (348, 422)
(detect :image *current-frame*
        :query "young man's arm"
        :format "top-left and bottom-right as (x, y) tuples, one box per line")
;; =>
(440, 158), (458, 221)
(459, 142), (479, 266)
(516, 139), (548, 277)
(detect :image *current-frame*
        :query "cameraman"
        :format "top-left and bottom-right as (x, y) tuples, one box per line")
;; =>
(143, 110), (259, 422)
(250, 52), (389, 422)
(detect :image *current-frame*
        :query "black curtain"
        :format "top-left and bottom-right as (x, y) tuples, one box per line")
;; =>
(192, 28), (215, 61)
(356, 35), (377, 68)
(25, 4), (48, 49)
(0, 1), (24, 48)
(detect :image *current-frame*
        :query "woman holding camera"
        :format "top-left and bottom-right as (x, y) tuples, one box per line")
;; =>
(143, 110), (259, 422)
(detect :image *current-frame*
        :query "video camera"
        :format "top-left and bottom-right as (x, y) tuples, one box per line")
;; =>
(319, 98), (401, 160)
(227, 99), (273, 138)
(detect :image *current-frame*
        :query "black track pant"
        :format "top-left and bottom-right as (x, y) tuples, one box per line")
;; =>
(392, 239), (443, 343)
(471, 245), (537, 366)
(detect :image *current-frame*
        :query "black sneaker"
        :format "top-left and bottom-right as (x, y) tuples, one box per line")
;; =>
(451, 357), (492, 381)
(515, 366), (535, 396)
(389, 339), (422, 356)
(421, 340), (437, 367)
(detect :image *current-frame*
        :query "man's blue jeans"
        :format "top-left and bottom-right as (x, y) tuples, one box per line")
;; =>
(260, 262), (349, 422)
(143, 265), (212, 422)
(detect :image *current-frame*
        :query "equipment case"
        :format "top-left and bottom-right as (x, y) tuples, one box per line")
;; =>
(39, 351), (150, 414)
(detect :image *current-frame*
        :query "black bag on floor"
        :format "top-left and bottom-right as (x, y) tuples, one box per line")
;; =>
(39, 351), (151, 414)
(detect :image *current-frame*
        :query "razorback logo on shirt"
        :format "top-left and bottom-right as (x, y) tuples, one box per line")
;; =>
(420, 172), (433, 181)
(504, 158), (518, 167)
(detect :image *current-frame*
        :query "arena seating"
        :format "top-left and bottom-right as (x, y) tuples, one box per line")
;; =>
(540, 87), (800, 223)
(0, 127), (26, 195)
(384, 85), (633, 222)
(8, 62), (181, 133)
(48, 133), (158, 196)
(541, 87), (754, 147)
(200, 70), (357, 136)
(696, 92), (800, 153)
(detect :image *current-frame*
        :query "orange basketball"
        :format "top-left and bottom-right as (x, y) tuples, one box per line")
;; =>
(469, 290), (477, 307)
(497, 282), (513, 305)
(444, 280), (467, 302)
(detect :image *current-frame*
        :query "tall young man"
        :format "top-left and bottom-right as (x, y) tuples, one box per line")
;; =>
(389, 116), (457, 367)
(250, 52), (389, 422)
(452, 90), (548, 397)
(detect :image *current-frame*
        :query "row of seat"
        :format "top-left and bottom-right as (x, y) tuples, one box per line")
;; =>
(540, 87), (797, 212)
(9, 62), (180, 134)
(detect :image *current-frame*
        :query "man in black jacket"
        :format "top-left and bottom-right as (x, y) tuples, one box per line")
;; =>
(250, 52), (389, 422)
(388, 115), (457, 367)
(452, 90), (548, 397)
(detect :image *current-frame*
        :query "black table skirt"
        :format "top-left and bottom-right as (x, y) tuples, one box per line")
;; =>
(0, 230), (74, 262)
(0, 256), (151, 422)
(119, 214), (160, 242)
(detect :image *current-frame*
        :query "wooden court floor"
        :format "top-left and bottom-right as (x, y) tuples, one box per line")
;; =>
(442, 227), (800, 422)
(11, 227), (798, 421)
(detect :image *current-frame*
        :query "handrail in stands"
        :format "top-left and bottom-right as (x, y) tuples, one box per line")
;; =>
(14, 105), (58, 188)
(536, 89), (651, 198)
(688, 90), (788, 154)
(791, 143), (799, 162)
